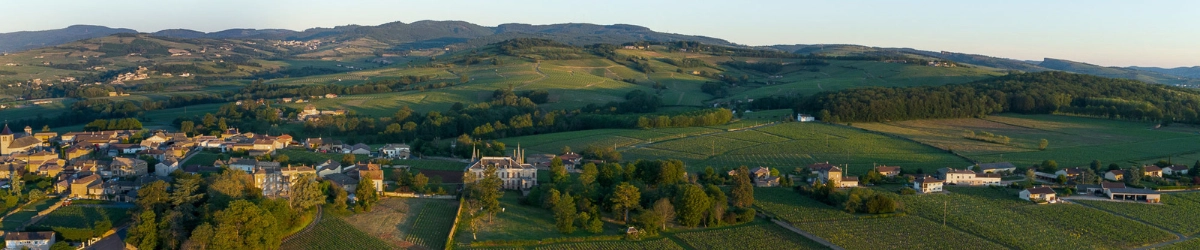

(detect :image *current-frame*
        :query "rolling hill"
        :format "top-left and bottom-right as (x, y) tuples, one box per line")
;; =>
(0, 25), (137, 52)
(772, 43), (1199, 86)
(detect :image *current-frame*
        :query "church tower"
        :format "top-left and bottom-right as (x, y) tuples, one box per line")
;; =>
(0, 124), (13, 155)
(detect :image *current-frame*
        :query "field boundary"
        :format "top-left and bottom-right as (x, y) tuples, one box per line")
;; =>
(444, 197), (464, 250)
(841, 123), (978, 164)
(766, 218), (844, 250)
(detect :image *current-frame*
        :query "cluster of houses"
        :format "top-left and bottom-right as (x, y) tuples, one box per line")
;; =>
(726, 166), (781, 187)
(296, 104), (347, 121)
(0, 123), (407, 203)
(1101, 165), (1190, 182)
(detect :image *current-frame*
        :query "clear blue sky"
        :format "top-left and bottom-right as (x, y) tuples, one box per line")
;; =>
(3, 0), (1196, 67)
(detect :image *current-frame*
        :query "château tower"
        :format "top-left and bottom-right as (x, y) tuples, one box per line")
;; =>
(0, 124), (13, 155)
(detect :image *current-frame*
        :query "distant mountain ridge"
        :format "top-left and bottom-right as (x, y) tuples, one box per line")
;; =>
(2, 21), (1196, 84)
(1128, 66), (1200, 79)
(0, 25), (136, 52)
(767, 43), (1197, 86)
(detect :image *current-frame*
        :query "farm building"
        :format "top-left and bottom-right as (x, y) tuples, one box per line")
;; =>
(1077, 182), (1161, 203)
(975, 162), (1016, 173)
(938, 168), (1001, 186)
(1020, 187), (1058, 203)
(1106, 188), (1161, 203)
(796, 114), (816, 122)
(874, 165), (901, 177)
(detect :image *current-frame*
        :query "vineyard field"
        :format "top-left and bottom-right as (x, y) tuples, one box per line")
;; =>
(854, 114), (1200, 168)
(674, 222), (828, 250)
(530, 238), (684, 250)
(794, 216), (1006, 250)
(1076, 193), (1200, 236)
(900, 191), (1174, 249)
(403, 199), (459, 249)
(31, 206), (131, 229)
(1161, 238), (1200, 250)
(281, 211), (396, 250)
(753, 188), (853, 223)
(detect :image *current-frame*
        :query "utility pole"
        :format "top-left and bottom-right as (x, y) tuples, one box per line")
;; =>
(943, 200), (948, 226)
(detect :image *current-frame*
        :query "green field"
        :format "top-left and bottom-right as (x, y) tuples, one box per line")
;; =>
(855, 114), (1200, 168)
(454, 192), (593, 243)
(31, 205), (131, 229)
(1, 198), (59, 231)
(505, 121), (969, 174)
(391, 159), (468, 171)
(182, 151), (223, 167)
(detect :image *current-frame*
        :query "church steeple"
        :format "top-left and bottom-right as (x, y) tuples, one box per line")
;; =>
(0, 124), (11, 135)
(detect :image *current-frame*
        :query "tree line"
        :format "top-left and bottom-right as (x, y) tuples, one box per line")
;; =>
(808, 72), (1200, 124)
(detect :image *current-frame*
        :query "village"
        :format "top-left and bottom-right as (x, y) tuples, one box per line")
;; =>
(0, 120), (1190, 249)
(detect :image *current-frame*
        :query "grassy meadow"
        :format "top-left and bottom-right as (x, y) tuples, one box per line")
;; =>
(502, 121), (970, 175)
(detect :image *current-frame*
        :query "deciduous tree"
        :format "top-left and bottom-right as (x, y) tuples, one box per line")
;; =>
(289, 173), (324, 210)
(610, 182), (640, 223)
(730, 166), (754, 208)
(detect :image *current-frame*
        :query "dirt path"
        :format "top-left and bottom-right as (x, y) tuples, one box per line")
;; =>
(769, 219), (845, 250)
(1071, 201), (1188, 249)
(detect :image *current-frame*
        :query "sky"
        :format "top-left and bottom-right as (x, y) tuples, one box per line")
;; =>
(2, 0), (1197, 68)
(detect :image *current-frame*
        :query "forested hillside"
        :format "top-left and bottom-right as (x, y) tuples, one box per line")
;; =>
(809, 71), (1200, 124)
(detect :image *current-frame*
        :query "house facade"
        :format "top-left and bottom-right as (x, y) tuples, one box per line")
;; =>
(111, 157), (147, 177)
(809, 163), (859, 188)
(1143, 165), (1163, 177)
(912, 176), (943, 193)
(1164, 165), (1189, 175)
(875, 165), (900, 177)
(380, 144), (411, 159)
(4, 231), (55, 250)
(1020, 187), (1058, 203)
(1105, 170), (1125, 181)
